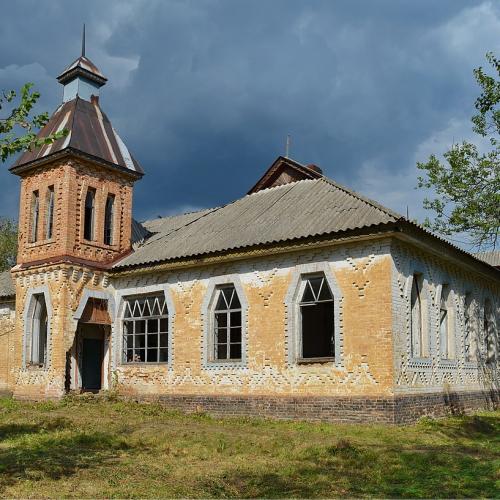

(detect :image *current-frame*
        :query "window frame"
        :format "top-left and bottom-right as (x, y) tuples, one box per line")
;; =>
(211, 286), (243, 362)
(45, 185), (55, 240)
(297, 274), (335, 363)
(438, 284), (455, 361)
(121, 293), (169, 365)
(30, 190), (40, 243)
(285, 265), (343, 368)
(483, 298), (495, 364)
(103, 193), (115, 246)
(83, 188), (96, 242)
(409, 273), (430, 361)
(23, 287), (52, 370)
(463, 293), (476, 363)
(203, 276), (248, 369)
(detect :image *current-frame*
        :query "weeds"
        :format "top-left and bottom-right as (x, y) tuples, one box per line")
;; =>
(0, 397), (497, 498)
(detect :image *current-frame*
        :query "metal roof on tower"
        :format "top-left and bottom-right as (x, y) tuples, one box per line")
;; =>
(10, 30), (143, 178)
(10, 97), (144, 176)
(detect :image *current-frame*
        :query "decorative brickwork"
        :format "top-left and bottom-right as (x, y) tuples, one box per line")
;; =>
(17, 159), (134, 266)
(391, 241), (499, 397)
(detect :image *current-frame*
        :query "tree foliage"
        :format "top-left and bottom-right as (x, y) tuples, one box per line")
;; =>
(0, 82), (66, 162)
(417, 52), (500, 250)
(0, 217), (17, 272)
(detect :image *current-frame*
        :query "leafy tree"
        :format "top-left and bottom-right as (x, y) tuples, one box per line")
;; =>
(1, 83), (66, 270)
(0, 217), (17, 272)
(1, 82), (66, 162)
(417, 52), (500, 250)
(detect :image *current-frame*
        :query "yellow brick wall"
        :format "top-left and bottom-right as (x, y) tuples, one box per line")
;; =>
(114, 243), (395, 398)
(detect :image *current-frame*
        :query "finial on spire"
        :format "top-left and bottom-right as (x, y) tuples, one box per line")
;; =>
(285, 134), (291, 158)
(81, 24), (86, 57)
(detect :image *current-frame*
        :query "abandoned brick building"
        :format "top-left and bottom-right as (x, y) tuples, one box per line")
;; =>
(0, 49), (498, 424)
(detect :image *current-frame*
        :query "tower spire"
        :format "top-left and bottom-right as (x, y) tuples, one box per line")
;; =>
(81, 24), (86, 57)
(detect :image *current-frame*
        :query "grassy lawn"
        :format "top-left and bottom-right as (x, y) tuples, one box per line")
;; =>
(0, 396), (498, 498)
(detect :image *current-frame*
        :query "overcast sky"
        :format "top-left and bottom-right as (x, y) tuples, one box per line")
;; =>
(1, 0), (499, 246)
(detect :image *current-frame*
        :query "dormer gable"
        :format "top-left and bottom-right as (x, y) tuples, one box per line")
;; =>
(247, 156), (323, 194)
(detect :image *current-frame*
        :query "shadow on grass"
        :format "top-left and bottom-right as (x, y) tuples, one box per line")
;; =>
(0, 417), (72, 441)
(0, 427), (134, 489)
(201, 417), (498, 498)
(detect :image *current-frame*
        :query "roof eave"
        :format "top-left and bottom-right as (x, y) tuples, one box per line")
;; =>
(57, 67), (107, 86)
(394, 220), (500, 281)
(9, 147), (144, 180)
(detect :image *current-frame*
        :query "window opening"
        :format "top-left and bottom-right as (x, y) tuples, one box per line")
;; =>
(439, 285), (451, 359)
(30, 190), (39, 243)
(410, 274), (424, 357)
(123, 294), (168, 363)
(29, 294), (48, 366)
(83, 189), (96, 241)
(299, 275), (334, 359)
(213, 286), (242, 361)
(45, 186), (55, 240)
(104, 194), (115, 245)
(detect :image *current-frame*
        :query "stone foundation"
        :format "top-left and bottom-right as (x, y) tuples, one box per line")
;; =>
(123, 390), (499, 424)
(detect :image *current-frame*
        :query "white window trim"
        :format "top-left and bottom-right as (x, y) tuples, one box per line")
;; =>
(202, 275), (248, 370)
(22, 285), (53, 369)
(404, 271), (432, 367)
(436, 284), (458, 366)
(285, 262), (343, 367)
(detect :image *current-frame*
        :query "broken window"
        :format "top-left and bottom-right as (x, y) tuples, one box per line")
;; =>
(29, 293), (48, 366)
(45, 185), (55, 240)
(123, 294), (168, 363)
(299, 275), (334, 360)
(213, 285), (242, 361)
(439, 285), (454, 359)
(83, 188), (95, 241)
(410, 274), (425, 357)
(30, 190), (39, 243)
(103, 194), (115, 245)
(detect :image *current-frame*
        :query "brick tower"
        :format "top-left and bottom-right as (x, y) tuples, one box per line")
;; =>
(7, 39), (143, 398)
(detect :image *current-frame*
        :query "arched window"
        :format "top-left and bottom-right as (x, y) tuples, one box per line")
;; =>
(29, 294), (48, 366)
(484, 299), (495, 364)
(83, 188), (96, 241)
(103, 194), (115, 245)
(410, 274), (425, 357)
(123, 294), (168, 363)
(30, 190), (39, 243)
(464, 293), (474, 362)
(213, 285), (242, 361)
(45, 185), (55, 240)
(439, 285), (454, 359)
(299, 275), (334, 360)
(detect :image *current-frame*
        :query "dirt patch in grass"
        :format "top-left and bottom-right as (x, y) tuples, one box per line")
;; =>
(0, 396), (498, 498)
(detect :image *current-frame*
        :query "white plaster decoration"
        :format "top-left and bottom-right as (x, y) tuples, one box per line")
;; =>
(22, 285), (53, 369)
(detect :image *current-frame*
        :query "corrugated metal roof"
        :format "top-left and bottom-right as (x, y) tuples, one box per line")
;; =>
(474, 251), (500, 267)
(0, 270), (15, 298)
(115, 178), (401, 269)
(10, 97), (143, 176)
(131, 218), (152, 248)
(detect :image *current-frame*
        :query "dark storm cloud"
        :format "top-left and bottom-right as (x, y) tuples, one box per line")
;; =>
(1, 0), (499, 224)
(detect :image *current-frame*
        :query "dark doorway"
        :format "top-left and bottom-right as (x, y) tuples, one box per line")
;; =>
(81, 337), (103, 391)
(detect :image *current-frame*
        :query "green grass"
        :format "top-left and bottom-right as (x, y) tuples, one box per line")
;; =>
(0, 395), (498, 498)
